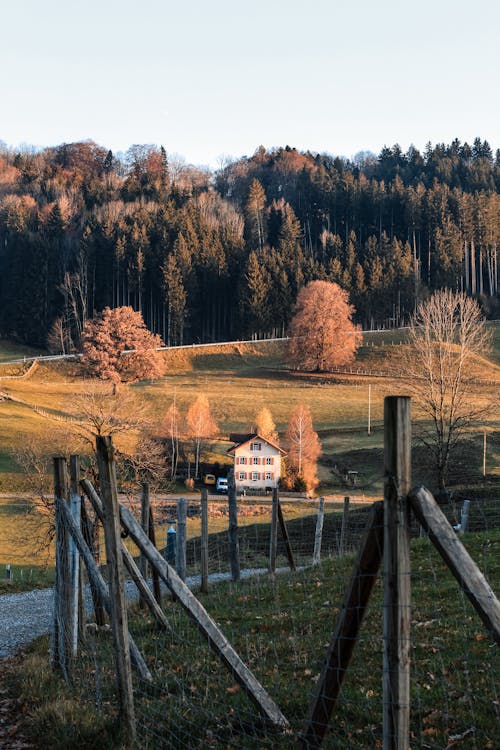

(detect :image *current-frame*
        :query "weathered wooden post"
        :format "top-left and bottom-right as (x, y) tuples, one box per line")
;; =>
(277, 494), (296, 571)
(227, 469), (240, 581)
(96, 436), (136, 744)
(269, 488), (279, 574)
(147, 504), (162, 604)
(52, 457), (73, 682)
(139, 483), (150, 608)
(200, 488), (209, 593)
(176, 498), (187, 582)
(339, 496), (350, 556)
(313, 497), (325, 566)
(69, 456), (82, 651)
(80, 495), (106, 627)
(383, 396), (411, 750)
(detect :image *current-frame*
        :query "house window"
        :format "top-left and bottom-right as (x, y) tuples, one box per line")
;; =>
(265, 457), (274, 465)
(250, 442), (262, 451)
(252, 472), (259, 481)
(252, 457), (260, 465)
(238, 472), (246, 481)
(238, 456), (247, 465)
(265, 472), (273, 481)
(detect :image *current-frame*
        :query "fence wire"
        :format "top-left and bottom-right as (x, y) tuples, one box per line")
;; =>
(43, 489), (499, 749)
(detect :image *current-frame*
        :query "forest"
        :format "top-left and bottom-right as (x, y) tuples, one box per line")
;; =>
(0, 137), (498, 349)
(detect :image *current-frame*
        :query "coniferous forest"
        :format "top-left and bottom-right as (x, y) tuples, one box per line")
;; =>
(0, 138), (498, 350)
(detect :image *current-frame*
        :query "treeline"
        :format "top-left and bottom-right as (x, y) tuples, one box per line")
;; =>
(0, 138), (498, 349)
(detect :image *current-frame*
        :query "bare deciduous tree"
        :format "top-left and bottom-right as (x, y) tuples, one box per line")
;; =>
(402, 289), (493, 489)
(287, 281), (362, 372)
(285, 404), (321, 491)
(162, 396), (181, 481)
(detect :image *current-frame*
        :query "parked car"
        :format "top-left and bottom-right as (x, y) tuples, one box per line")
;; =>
(216, 477), (228, 493)
(203, 473), (216, 485)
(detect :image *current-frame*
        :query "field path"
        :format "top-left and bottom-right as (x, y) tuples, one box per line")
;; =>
(0, 566), (282, 659)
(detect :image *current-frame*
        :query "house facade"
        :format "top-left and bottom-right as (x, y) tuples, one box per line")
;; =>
(227, 433), (286, 492)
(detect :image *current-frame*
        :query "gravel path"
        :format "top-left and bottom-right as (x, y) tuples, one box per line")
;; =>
(0, 567), (279, 659)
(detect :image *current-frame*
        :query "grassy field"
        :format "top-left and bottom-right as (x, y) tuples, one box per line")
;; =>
(1, 330), (499, 581)
(7, 524), (499, 749)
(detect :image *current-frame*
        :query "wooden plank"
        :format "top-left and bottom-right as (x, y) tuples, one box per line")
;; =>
(80, 496), (106, 626)
(148, 505), (161, 604)
(200, 488), (209, 593)
(383, 396), (411, 750)
(116, 496), (289, 729)
(52, 457), (71, 680)
(277, 496), (296, 571)
(339, 496), (350, 556)
(409, 486), (500, 645)
(69, 456), (81, 655)
(176, 497), (187, 581)
(81, 479), (169, 630)
(139, 483), (150, 609)
(56, 495), (152, 683)
(301, 502), (384, 749)
(269, 488), (278, 573)
(96, 436), (136, 743)
(313, 498), (325, 566)
(227, 469), (240, 581)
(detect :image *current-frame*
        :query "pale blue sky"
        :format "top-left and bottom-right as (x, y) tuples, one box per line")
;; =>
(1, 0), (499, 167)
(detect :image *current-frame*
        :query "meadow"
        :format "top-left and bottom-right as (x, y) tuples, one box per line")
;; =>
(0, 328), (499, 582)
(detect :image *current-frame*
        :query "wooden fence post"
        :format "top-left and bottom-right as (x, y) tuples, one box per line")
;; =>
(52, 457), (73, 682)
(148, 505), (162, 604)
(302, 502), (384, 749)
(269, 488), (278, 573)
(80, 496), (106, 627)
(339, 496), (350, 556)
(200, 488), (209, 593)
(227, 469), (240, 581)
(69, 456), (82, 652)
(313, 497), (325, 566)
(96, 436), (136, 745)
(383, 396), (411, 750)
(277, 494), (296, 571)
(139, 483), (150, 608)
(176, 498), (187, 581)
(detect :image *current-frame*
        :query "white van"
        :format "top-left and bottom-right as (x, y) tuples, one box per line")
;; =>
(216, 477), (228, 493)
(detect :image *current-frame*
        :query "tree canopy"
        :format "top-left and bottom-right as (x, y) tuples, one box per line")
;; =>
(1, 138), (499, 350)
(81, 306), (165, 387)
(286, 281), (362, 371)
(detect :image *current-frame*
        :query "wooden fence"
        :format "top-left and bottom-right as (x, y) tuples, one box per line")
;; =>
(50, 396), (500, 749)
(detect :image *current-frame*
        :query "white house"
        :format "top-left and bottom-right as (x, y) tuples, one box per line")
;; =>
(227, 433), (286, 492)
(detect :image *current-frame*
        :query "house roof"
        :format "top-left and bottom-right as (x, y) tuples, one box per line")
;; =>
(227, 433), (287, 455)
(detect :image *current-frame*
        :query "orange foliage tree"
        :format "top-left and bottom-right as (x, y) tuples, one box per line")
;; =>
(286, 280), (361, 371)
(81, 306), (164, 389)
(255, 406), (279, 443)
(185, 395), (219, 479)
(285, 404), (321, 491)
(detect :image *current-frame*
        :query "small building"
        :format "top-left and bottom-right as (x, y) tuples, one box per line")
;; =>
(227, 433), (287, 492)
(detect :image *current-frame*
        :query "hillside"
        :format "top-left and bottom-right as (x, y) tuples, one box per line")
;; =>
(1, 332), (499, 497)
(1, 139), (499, 351)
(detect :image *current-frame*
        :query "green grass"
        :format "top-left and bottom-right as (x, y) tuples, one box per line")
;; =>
(8, 526), (499, 749)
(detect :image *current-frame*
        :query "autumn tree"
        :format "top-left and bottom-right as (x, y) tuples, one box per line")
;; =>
(81, 306), (165, 390)
(162, 396), (181, 481)
(285, 404), (321, 491)
(402, 289), (492, 490)
(185, 395), (218, 478)
(255, 407), (279, 443)
(287, 281), (362, 372)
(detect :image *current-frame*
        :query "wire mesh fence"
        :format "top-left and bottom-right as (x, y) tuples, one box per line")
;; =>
(46, 472), (499, 750)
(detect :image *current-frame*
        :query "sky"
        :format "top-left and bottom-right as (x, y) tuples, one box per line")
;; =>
(1, 0), (499, 169)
